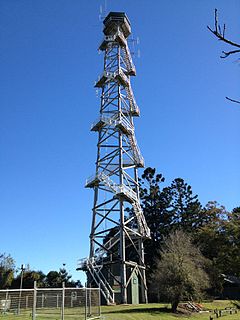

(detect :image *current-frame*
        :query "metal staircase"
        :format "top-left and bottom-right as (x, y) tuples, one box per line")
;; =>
(132, 202), (151, 238)
(125, 85), (140, 116)
(86, 173), (149, 238)
(122, 45), (136, 76)
(91, 114), (134, 135)
(128, 133), (144, 168)
(90, 114), (143, 167)
(77, 258), (115, 305)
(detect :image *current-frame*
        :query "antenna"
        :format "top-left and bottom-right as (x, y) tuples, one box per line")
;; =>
(128, 35), (141, 59)
(99, 0), (108, 21)
(137, 48), (141, 58)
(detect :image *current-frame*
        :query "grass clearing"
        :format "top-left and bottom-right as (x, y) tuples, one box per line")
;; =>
(101, 301), (238, 320)
(0, 300), (238, 320)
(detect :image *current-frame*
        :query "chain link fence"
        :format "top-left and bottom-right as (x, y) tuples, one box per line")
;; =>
(0, 283), (100, 320)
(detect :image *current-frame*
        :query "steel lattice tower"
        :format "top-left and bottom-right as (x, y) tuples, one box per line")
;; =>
(77, 12), (150, 305)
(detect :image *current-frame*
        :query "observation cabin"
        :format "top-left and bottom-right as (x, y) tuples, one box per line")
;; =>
(103, 12), (131, 38)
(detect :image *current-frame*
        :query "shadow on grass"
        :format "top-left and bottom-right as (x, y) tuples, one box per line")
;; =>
(103, 307), (171, 315)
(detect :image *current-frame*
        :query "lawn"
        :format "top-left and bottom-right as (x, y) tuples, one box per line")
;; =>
(101, 301), (239, 320)
(0, 301), (238, 320)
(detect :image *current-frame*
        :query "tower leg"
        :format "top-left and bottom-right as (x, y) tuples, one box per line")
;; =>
(139, 239), (148, 303)
(120, 201), (127, 304)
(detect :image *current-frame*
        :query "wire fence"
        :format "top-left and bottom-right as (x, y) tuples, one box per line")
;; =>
(0, 282), (100, 320)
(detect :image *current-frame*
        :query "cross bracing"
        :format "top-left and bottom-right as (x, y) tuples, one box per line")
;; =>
(77, 12), (150, 305)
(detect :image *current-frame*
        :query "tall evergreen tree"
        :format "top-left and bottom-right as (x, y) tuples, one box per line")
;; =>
(167, 178), (202, 231)
(139, 168), (172, 269)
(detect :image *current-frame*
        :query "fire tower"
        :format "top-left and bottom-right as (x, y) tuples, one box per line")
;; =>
(77, 12), (150, 305)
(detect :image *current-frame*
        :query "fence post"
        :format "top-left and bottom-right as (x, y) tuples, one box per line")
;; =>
(61, 282), (65, 320)
(85, 286), (87, 320)
(4, 289), (9, 315)
(98, 284), (101, 317)
(88, 283), (91, 316)
(32, 281), (37, 320)
(41, 293), (44, 308)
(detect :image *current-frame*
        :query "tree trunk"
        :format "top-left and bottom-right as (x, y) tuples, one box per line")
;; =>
(171, 300), (179, 313)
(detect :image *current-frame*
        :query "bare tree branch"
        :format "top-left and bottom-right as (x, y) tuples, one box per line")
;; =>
(208, 9), (240, 105)
(220, 49), (240, 58)
(207, 9), (240, 51)
(226, 97), (240, 104)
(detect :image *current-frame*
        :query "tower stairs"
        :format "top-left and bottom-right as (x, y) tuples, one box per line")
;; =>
(77, 257), (115, 305)
(85, 172), (150, 238)
(90, 114), (143, 167)
(128, 133), (144, 168)
(125, 85), (140, 116)
(91, 114), (134, 136)
(99, 29), (136, 76)
(122, 44), (136, 76)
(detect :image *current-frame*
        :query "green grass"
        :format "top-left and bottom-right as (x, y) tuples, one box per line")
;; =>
(0, 301), (238, 320)
(101, 301), (238, 320)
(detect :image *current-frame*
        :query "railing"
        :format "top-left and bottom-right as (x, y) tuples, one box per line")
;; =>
(79, 258), (115, 305)
(129, 134), (144, 167)
(95, 68), (130, 88)
(132, 202), (151, 238)
(90, 114), (133, 135)
(122, 45), (136, 75)
(90, 115), (117, 131)
(125, 85), (140, 116)
(117, 115), (134, 135)
(85, 172), (138, 203)
(117, 68), (129, 87)
(95, 71), (115, 87)
(99, 30), (127, 50)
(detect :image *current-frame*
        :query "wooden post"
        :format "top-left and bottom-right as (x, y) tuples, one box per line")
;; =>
(32, 281), (37, 320)
(98, 285), (101, 317)
(85, 286), (87, 320)
(61, 282), (65, 320)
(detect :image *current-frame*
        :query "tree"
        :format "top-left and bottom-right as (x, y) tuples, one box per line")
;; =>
(139, 169), (202, 272)
(46, 271), (61, 287)
(151, 230), (209, 312)
(139, 168), (173, 270)
(208, 9), (240, 104)
(0, 253), (15, 289)
(221, 207), (240, 277)
(11, 270), (46, 289)
(167, 178), (202, 231)
(59, 268), (77, 287)
(45, 268), (78, 287)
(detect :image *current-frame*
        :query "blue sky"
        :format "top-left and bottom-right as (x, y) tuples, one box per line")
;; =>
(1, 0), (239, 284)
